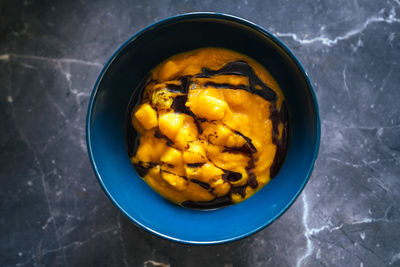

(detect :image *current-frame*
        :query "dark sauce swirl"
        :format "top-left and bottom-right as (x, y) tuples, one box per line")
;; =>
(197, 60), (277, 101)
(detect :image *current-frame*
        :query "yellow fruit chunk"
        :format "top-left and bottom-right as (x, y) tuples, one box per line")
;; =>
(211, 179), (231, 197)
(186, 92), (228, 120)
(184, 166), (200, 179)
(201, 122), (246, 147)
(134, 103), (158, 130)
(201, 162), (224, 179)
(183, 141), (207, 164)
(160, 147), (183, 166)
(158, 113), (185, 140)
(185, 163), (224, 182)
(161, 171), (186, 191)
(221, 88), (251, 108)
(174, 119), (198, 150)
(132, 131), (167, 163)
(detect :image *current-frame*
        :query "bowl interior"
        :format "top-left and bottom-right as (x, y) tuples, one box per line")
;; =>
(87, 13), (319, 244)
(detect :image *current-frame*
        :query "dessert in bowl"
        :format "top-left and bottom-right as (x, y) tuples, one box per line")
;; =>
(128, 47), (289, 209)
(87, 13), (320, 244)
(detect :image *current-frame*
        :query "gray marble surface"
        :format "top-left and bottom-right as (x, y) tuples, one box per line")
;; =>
(1, 0), (399, 266)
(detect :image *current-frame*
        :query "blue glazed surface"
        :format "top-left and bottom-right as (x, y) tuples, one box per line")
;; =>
(86, 12), (320, 244)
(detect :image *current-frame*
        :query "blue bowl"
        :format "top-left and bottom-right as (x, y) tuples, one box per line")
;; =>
(86, 13), (320, 244)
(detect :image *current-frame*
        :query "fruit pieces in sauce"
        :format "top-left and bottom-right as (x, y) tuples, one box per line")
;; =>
(128, 47), (288, 209)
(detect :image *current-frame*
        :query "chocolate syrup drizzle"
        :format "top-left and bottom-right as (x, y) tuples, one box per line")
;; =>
(197, 61), (277, 101)
(125, 60), (289, 210)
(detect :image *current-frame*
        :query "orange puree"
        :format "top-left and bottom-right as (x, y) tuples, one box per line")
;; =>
(129, 47), (288, 209)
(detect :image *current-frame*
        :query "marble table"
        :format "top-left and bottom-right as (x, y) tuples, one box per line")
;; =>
(1, 0), (399, 266)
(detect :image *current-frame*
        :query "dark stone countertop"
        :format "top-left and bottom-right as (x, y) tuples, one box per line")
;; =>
(1, 0), (399, 266)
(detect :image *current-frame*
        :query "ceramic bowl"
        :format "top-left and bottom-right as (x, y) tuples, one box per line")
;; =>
(86, 12), (320, 244)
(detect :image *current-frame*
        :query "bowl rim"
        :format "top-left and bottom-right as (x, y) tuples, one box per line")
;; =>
(86, 12), (321, 245)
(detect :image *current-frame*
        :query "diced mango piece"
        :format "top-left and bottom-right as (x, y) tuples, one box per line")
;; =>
(205, 143), (223, 159)
(212, 179), (231, 197)
(131, 115), (145, 135)
(161, 171), (186, 191)
(134, 103), (158, 130)
(160, 147), (183, 166)
(222, 89), (251, 109)
(186, 92), (228, 120)
(174, 119), (198, 149)
(132, 132), (168, 163)
(185, 163), (223, 182)
(201, 162), (224, 178)
(158, 113), (185, 140)
(201, 122), (246, 147)
(183, 141), (207, 164)
(185, 165), (201, 179)
(222, 111), (250, 132)
(148, 165), (161, 176)
(201, 122), (230, 145)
